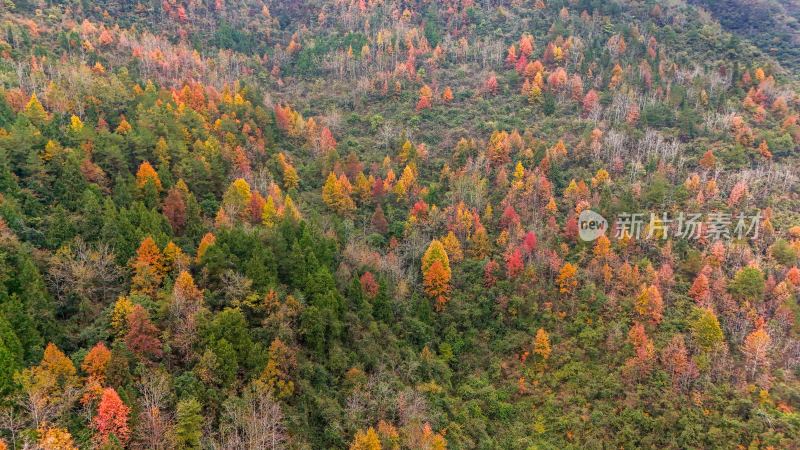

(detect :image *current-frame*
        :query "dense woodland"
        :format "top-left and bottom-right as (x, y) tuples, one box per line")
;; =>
(691, 0), (800, 72)
(0, 0), (799, 448)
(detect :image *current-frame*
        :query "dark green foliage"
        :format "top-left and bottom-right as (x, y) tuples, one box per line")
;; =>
(642, 103), (675, 128)
(0, 312), (23, 397)
(176, 397), (203, 449)
(771, 239), (798, 266)
(693, 0), (800, 71)
(729, 267), (765, 302)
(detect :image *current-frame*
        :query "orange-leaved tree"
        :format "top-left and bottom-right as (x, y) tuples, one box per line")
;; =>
(93, 387), (130, 447)
(135, 161), (162, 191)
(81, 342), (111, 403)
(422, 239), (451, 310)
(557, 262), (578, 294)
(131, 236), (165, 297)
(533, 328), (551, 361)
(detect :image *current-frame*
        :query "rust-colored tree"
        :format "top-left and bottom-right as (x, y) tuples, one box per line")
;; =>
(699, 150), (716, 170)
(660, 334), (698, 391)
(757, 140), (772, 159)
(583, 89), (599, 114)
(248, 191), (267, 224)
(424, 261), (451, 311)
(416, 85), (433, 111)
(319, 127), (337, 154)
(125, 305), (163, 360)
(371, 205), (388, 234)
(484, 259), (500, 287)
(82, 342), (110, 378)
(689, 273), (710, 305)
(360, 272), (379, 299)
(623, 322), (655, 381)
(485, 74), (498, 95)
(162, 187), (187, 233)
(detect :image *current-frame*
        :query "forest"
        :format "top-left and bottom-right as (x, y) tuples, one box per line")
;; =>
(0, 0), (799, 448)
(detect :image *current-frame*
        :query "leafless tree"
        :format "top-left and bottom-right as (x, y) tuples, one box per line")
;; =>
(0, 407), (26, 450)
(134, 369), (175, 450)
(47, 239), (126, 311)
(221, 270), (254, 303)
(219, 385), (287, 450)
(781, 338), (800, 373)
(396, 388), (429, 428)
(14, 385), (80, 432)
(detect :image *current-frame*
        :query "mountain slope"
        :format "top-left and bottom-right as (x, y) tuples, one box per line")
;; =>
(0, 0), (798, 449)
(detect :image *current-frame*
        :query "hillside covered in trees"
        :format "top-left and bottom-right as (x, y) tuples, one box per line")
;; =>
(0, 0), (799, 448)
(691, 0), (800, 71)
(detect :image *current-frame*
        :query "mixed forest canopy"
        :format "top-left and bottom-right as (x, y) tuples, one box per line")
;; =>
(0, 0), (799, 448)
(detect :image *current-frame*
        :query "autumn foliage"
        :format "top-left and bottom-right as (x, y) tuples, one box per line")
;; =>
(135, 161), (162, 191)
(124, 305), (162, 360)
(1, 1), (800, 448)
(422, 240), (452, 310)
(93, 388), (131, 446)
(557, 262), (578, 294)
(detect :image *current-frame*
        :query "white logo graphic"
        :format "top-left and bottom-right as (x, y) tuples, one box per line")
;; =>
(578, 209), (607, 242)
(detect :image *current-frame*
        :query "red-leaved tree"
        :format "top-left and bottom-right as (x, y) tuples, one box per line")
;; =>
(93, 388), (130, 446)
